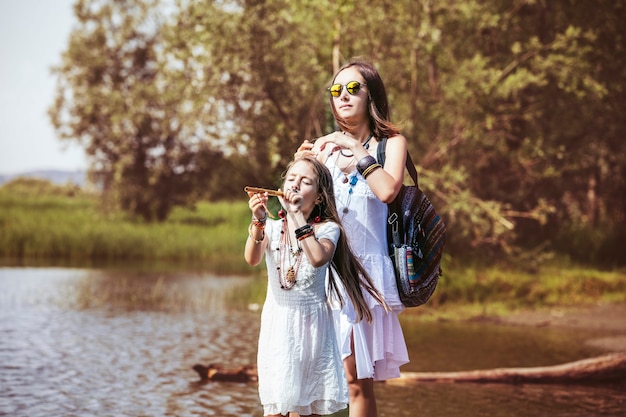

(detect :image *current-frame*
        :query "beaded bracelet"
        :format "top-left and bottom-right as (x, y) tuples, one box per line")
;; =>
(252, 212), (267, 230)
(251, 213), (267, 229)
(361, 163), (382, 179)
(251, 219), (266, 230)
(297, 231), (315, 241)
(253, 212), (267, 222)
(294, 224), (314, 240)
(356, 155), (378, 176)
(248, 224), (265, 244)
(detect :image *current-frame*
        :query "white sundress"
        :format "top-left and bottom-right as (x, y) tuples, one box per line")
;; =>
(326, 154), (410, 381)
(257, 220), (348, 416)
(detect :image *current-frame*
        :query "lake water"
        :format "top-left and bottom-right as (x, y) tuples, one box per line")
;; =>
(0, 267), (624, 417)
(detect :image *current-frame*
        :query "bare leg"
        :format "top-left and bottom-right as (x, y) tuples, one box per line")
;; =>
(343, 336), (377, 417)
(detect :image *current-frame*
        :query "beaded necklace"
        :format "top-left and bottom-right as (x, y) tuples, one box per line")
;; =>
(329, 133), (373, 215)
(277, 219), (302, 290)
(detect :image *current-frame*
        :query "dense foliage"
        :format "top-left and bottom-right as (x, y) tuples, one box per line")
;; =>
(49, 0), (626, 266)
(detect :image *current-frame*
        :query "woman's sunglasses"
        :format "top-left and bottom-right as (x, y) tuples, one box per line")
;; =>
(328, 81), (366, 97)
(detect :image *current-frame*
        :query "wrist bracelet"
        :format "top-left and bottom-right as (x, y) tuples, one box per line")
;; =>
(294, 224), (313, 239)
(362, 163), (382, 179)
(356, 155), (378, 176)
(248, 224), (264, 244)
(251, 220), (266, 229)
(297, 231), (315, 241)
(252, 213), (267, 223)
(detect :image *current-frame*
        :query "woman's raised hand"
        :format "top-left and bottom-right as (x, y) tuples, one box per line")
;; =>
(294, 140), (316, 160)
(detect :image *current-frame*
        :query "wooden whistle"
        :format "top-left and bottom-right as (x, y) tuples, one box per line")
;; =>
(244, 186), (284, 197)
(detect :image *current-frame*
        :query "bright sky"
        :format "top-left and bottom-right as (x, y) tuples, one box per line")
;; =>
(0, 0), (88, 174)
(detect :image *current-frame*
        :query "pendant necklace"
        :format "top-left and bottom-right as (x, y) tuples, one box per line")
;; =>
(277, 219), (302, 290)
(342, 174), (358, 214)
(362, 133), (374, 149)
(333, 151), (358, 214)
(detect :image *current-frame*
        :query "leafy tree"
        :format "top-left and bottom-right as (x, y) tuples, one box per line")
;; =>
(49, 0), (626, 266)
(433, 0), (625, 264)
(164, 0), (337, 187)
(49, 0), (236, 221)
(325, 0), (625, 263)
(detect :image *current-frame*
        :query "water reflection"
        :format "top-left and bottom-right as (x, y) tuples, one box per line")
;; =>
(0, 267), (624, 417)
(376, 381), (626, 417)
(0, 267), (263, 417)
(69, 269), (252, 312)
(398, 317), (605, 372)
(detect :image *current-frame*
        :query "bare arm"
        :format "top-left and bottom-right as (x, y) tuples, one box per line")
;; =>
(244, 192), (269, 266)
(362, 134), (407, 203)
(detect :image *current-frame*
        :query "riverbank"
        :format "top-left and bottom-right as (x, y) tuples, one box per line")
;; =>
(401, 300), (626, 361)
(390, 301), (626, 387)
(2, 178), (626, 310)
(494, 302), (626, 352)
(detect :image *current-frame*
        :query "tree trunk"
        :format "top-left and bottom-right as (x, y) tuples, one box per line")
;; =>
(389, 353), (626, 385)
(587, 171), (598, 227)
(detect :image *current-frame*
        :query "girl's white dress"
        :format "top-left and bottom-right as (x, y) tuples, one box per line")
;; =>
(257, 220), (348, 416)
(327, 155), (410, 381)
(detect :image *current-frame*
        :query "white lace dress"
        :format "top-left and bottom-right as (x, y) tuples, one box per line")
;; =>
(257, 220), (348, 416)
(326, 155), (410, 381)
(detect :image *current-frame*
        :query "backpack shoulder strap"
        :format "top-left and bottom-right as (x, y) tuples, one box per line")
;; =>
(376, 137), (419, 187)
(376, 137), (388, 165)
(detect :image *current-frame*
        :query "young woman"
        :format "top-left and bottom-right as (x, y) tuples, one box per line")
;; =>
(297, 59), (410, 417)
(245, 156), (386, 417)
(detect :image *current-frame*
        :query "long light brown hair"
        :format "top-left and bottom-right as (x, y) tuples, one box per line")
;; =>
(283, 156), (387, 322)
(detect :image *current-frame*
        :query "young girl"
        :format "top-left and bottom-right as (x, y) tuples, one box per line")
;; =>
(297, 59), (411, 417)
(245, 156), (385, 417)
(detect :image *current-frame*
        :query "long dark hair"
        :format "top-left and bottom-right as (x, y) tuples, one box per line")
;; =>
(329, 58), (400, 139)
(283, 156), (387, 322)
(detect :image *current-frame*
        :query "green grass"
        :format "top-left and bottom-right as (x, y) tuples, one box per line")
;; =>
(1, 178), (625, 313)
(411, 259), (626, 320)
(0, 178), (259, 275)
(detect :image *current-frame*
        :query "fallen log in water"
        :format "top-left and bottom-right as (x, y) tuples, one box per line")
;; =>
(389, 352), (626, 385)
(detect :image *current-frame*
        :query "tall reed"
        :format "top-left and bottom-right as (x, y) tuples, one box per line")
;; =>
(0, 179), (259, 275)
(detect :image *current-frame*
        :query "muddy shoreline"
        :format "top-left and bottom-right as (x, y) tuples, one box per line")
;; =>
(488, 302), (626, 352)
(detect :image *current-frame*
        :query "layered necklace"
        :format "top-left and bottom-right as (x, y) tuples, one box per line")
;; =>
(277, 219), (302, 290)
(333, 133), (373, 215)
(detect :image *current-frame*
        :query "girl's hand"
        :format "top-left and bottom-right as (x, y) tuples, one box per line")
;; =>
(280, 188), (303, 215)
(247, 192), (268, 219)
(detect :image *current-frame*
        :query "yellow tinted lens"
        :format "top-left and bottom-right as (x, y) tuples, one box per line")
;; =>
(329, 84), (342, 97)
(346, 81), (361, 95)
